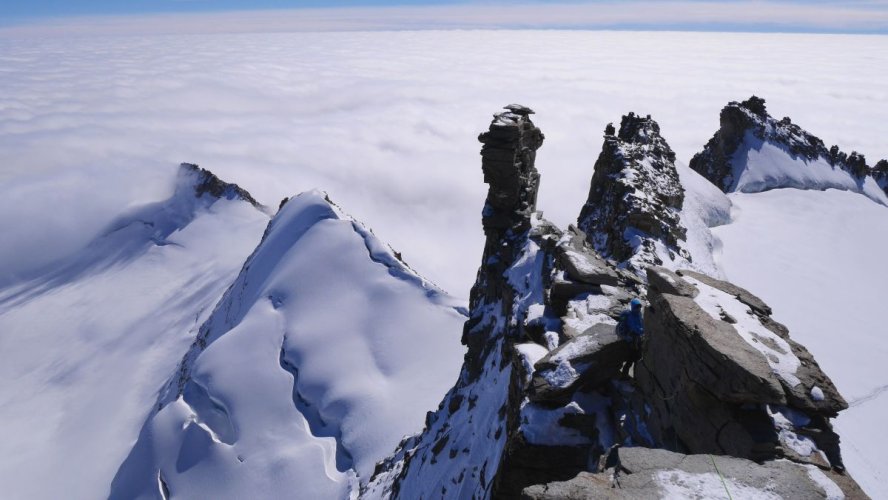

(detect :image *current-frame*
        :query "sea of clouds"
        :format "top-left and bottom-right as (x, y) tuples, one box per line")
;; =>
(1, 30), (886, 296)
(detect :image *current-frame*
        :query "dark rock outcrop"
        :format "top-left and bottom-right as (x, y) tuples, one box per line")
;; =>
(690, 96), (880, 196)
(179, 162), (261, 207)
(530, 324), (631, 404)
(873, 159), (888, 194)
(577, 113), (689, 273)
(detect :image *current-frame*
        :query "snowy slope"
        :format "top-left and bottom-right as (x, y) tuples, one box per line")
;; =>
(712, 188), (888, 499)
(0, 166), (269, 500)
(674, 161), (731, 278)
(732, 135), (888, 205)
(110, 190), (467, 499)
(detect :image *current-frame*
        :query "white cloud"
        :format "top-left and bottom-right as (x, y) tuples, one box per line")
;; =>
(1, 30), (887, 297)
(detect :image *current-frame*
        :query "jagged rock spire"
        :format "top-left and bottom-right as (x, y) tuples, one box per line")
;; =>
(478, 105), (544, 235)
(577, 113), (688, 273)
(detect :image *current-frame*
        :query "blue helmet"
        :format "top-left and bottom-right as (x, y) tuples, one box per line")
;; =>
(630, 298), (643, 308)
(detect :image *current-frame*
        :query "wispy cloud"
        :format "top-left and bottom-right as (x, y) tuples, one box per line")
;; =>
(1, 2), (887, 37)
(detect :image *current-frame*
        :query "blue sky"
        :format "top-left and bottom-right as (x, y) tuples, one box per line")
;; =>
(1, 0), (887, 34)
(0, 0), (463, 19)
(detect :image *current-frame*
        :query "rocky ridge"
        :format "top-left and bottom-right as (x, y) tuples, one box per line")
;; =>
(180, 162), (262, 208)
(690, 96), (888, 203)
(366, 105), (864, 499)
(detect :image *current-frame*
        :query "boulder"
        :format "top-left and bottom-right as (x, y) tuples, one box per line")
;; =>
(556, 227), (621, 286)
(561, 294), (623, 339)
(642, 291), (786, 404)
(638, 270), (850, 465)
(530, 324), (631, 404)
(647, 266), (698, 298)
(635, 289), (787, 458)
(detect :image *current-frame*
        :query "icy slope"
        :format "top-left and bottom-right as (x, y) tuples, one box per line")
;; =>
(110, 190), (467, 499)
(674, 161), (731, 279)
(733, 138), (887, 204)
(0, 164), (269, 500)
(713, 188), (888, 499)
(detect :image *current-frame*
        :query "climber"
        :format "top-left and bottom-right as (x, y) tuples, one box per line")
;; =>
(616, 298), (644, 377)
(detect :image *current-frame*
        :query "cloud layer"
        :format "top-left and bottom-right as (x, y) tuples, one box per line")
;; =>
(1, 30), (887, 295)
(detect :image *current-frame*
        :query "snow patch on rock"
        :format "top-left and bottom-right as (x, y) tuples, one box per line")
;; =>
(687, 276), (802, 387)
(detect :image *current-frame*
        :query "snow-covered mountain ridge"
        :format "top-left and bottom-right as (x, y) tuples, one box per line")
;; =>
(690, 96), (888, 205)
(109, 189), (467, 499)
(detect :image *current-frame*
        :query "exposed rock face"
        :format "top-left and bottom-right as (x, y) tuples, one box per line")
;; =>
(522, 447), (863, 500)
(577, 113), (689, 274)
(179, 162), (261, 207)
(638, 267), (848, 469)
(689, 96), (886, 205)
(366, 106), (861, 500)
(873, 159), (888, 194)
(529, 324), (631, 405)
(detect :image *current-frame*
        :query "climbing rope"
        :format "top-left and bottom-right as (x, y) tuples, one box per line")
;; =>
(709, 454), (733, 500)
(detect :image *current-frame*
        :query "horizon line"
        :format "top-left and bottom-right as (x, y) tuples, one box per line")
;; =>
(2, 3), (887, 38)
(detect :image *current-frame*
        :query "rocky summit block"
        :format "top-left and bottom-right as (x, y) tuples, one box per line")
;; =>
(521, 447), (858, 500)
(179, 162), (261, 208)
(478, 106), (545, 232)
